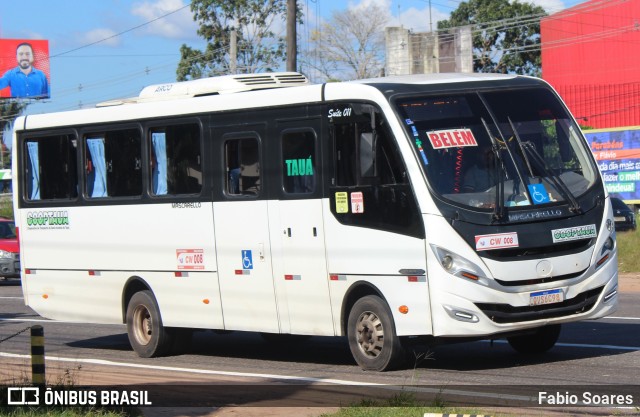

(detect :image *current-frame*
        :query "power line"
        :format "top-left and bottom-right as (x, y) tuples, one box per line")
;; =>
(51, 4), (191, 58)
(10, 0), (639, 116)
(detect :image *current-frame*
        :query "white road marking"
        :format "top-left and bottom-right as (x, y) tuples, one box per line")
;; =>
(0, 318), (62, 323)
(0, 352), (534, 402)
(487, 339), (640, 351)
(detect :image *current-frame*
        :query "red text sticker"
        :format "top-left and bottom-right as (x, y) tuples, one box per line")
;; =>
(427, 128), (478, 149)
(475, 232), (519, 251)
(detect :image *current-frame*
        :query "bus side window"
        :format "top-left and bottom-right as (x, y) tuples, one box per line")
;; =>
(331, 104), (419, 237)
(282, 130), (316, 194)
(24, 135), (78, 201)
(85, 129), (141, 198)
(224, 137), (261, 196)
(333, 106), (406, 187)
(150, 124), (202, 196)
(86, 136), (107, 197)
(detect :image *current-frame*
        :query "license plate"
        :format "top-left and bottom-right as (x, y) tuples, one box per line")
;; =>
(529, 288), (563, 306)
(614, 216), (625, 221)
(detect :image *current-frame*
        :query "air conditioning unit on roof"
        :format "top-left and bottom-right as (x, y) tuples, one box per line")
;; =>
(97, 72), (309, 107)
(139, 72), (309, 99)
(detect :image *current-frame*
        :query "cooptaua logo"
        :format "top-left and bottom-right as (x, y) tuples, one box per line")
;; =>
(26, 210), (69, 227)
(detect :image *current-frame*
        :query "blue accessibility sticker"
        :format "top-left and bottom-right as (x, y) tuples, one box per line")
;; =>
(527, 183), (551, 205)
(242, 250), (253, 269)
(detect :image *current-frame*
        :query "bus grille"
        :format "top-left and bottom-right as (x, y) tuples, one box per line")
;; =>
(479, 239), (593, 260)
(494, 268), (587, 287)
(474, 286), (604, 324)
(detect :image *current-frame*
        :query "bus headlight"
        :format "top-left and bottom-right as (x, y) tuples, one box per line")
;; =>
(430, 244), (488, 285)
(441, 255), (454, 270)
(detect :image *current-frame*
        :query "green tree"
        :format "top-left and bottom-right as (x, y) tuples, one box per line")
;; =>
(177, 0), (300, 80)
(0, 100), (27, 169)
(438, 0), (546, 76)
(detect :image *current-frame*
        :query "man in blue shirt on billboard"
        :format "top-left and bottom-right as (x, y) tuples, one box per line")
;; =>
(0, 42), (49, 99)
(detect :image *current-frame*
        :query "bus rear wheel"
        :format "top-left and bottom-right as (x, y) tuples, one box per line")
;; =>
(507, 324), (561, 354)
(126, 290), (174, 357)
(347, 295), (405, 371)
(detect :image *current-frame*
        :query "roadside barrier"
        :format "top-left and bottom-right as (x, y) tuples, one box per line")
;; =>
(30, 325), (45, 385)
(0, 325), (46, 385)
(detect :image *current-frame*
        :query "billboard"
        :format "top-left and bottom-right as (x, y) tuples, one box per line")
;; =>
(584, 126), (640, 204)
(0, 39), (50, 99)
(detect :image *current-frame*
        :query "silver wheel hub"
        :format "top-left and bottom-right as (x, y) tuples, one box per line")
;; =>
(356, 311), (384, 358)
(133, 305), (152, 345)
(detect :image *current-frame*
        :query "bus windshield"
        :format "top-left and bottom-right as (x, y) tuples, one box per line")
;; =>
(396, 88), (598, 216)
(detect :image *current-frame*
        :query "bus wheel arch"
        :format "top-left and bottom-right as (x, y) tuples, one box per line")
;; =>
(342, 283), (405, 371)
(341, 282), (383, 335)
(122, 276), (152, 324)
(123, 278), (175, 358)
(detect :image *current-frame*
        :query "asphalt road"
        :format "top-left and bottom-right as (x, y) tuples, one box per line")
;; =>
(1, 278), (639, 413)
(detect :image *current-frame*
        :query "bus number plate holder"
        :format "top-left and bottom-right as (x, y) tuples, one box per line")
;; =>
(529, 288), (564, 306)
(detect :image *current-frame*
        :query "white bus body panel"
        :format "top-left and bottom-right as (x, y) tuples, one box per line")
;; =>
(19, 203), (224, 329)
(19, 86), (324, 131)
(213, 200), (279, 333)
(268, 199), (334, 335)
(322, 200), (431, 337)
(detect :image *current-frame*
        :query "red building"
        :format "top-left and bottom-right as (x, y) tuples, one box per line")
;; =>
(541, 0), (640, 129)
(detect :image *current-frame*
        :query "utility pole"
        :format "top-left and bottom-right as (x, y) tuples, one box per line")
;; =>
(230, 29), (237, 74)
(286, 0), (297, 72)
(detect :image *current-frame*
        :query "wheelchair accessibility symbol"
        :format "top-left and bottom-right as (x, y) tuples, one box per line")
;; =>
(242, 250), (253, 270)
(527, 183), (550, 205)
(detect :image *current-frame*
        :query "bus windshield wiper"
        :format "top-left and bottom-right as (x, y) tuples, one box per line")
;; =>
(480, 118), (504, 221)
(507, 118), (581, 213)
(478, 92), (539, 221)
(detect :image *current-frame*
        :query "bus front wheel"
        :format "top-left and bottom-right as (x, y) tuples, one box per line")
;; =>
(347, 295), (405, 371)
(507, 324), (561, 354)
(126, 290), (173, 357)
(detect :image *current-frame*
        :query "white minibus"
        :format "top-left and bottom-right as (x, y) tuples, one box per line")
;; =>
(13, 72), (618, 371)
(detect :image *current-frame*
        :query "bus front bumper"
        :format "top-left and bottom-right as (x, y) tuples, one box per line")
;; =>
(429, 255), (618, 338)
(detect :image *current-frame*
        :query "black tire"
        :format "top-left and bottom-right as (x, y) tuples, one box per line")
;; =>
(126, 290), (174, 357)
(507, 324), (561, 354)
(347, 295), (405, 371)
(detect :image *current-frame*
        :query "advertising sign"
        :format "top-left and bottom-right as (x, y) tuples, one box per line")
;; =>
(584, 127), (640, 204)
(0, 39), (50, 99)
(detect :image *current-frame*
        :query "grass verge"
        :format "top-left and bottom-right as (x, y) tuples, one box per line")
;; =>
(317, 392), (509, 417)
(616, 228), (640, 273)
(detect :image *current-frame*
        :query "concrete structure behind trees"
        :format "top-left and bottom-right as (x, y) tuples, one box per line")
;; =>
(385, 26), (473, 76)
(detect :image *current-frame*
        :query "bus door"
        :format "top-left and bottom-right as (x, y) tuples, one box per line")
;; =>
(323, 102), (431, 336)
(212, 126), (279, 333)
(267, 120), (335, 335)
